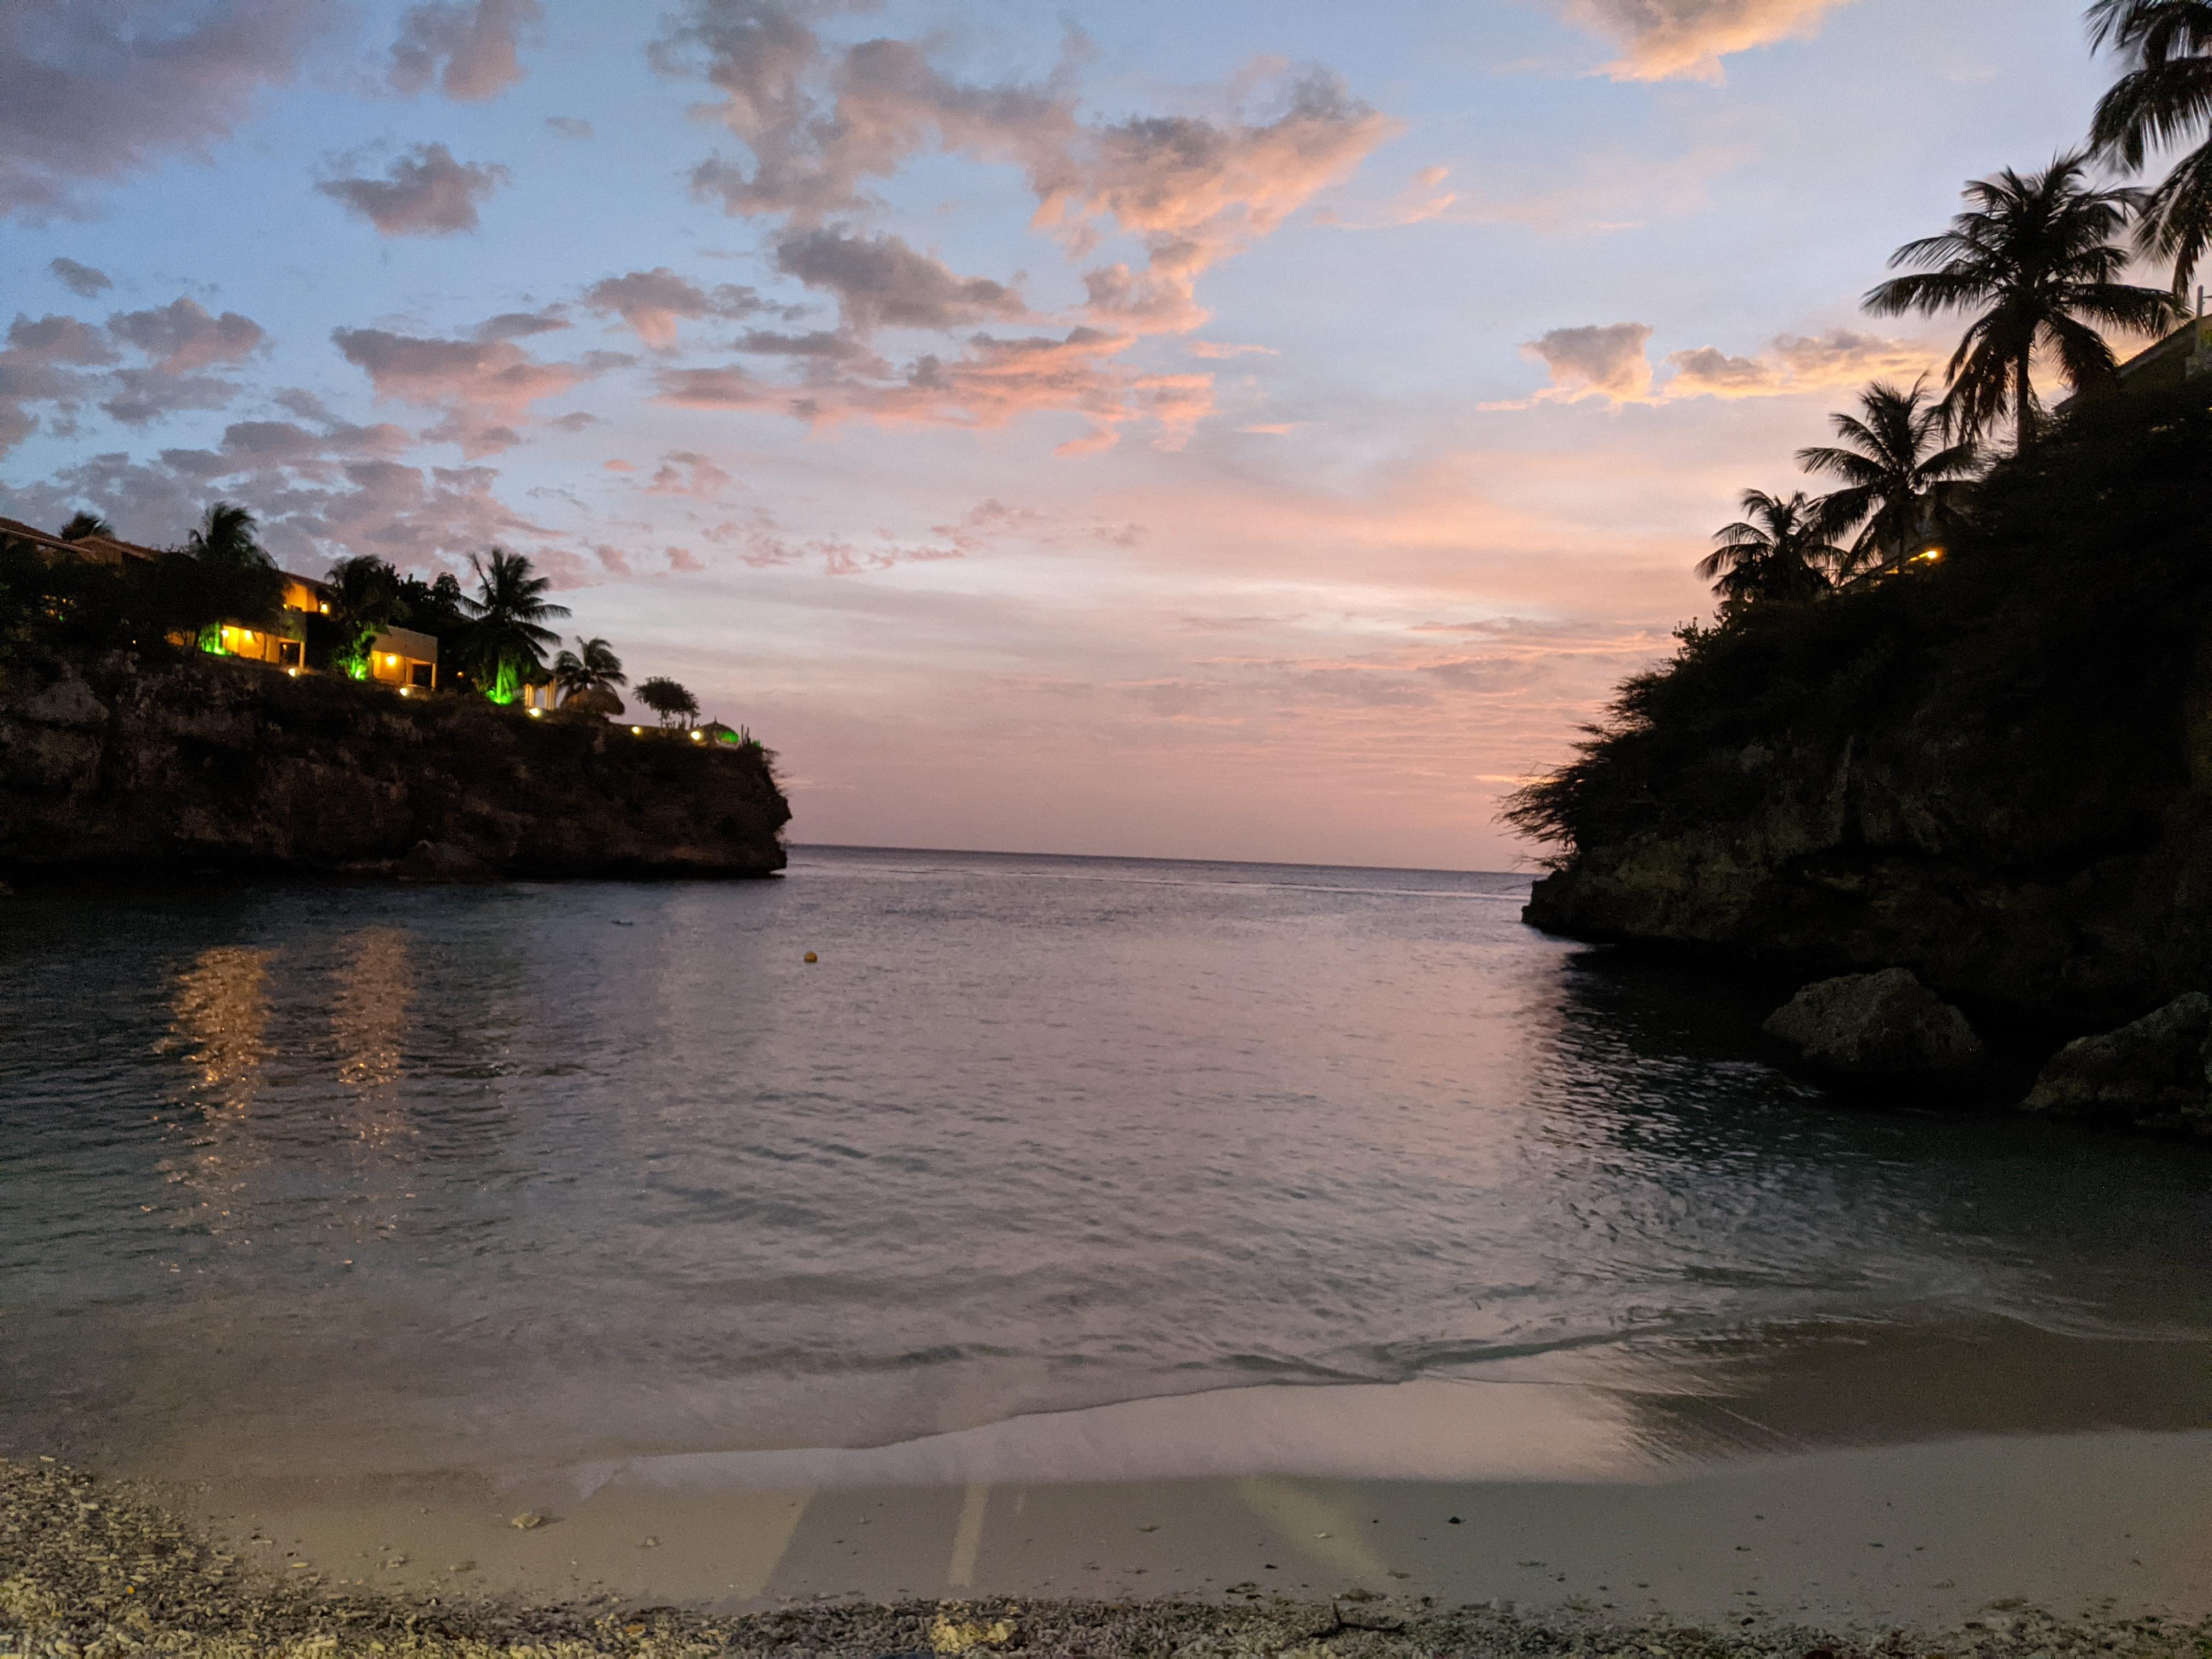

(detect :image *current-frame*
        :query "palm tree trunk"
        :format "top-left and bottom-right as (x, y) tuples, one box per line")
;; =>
(2016, 353), (2033, 452)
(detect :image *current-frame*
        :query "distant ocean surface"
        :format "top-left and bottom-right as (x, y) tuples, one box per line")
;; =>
(4, 845), (2210, 1484)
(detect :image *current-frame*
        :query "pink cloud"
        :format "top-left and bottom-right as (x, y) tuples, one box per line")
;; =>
(1, 0), (329, 222)
(318, 144), (511, 236)
(1561, 0), (1857, 84)
(332, 325), (601, 455)
(582, 267), (768, 352)
(389, 0), (543, 101)
(654, 325), (1215, 453)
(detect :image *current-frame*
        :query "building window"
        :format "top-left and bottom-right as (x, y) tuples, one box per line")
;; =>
(409, 662), (433, 688)
(278, 640), (302, 667)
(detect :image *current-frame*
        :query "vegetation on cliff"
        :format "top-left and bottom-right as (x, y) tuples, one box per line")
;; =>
(1508, 380), (2212, 866)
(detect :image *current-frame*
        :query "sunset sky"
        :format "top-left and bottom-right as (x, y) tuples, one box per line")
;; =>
(0, 0), (2141, 868)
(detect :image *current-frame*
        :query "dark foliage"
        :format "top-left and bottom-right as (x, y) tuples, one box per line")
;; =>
(1505, 379), (2212, 863)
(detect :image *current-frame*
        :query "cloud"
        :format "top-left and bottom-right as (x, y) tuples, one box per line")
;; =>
(318, 143), (511, 236)
(654, 4), (1390, 342)
(1357, 145), (1745, 236)
(644, 450), (734, 498)
(1663, 328), (1934, 399)
(1561, 0), (1855, 83)
(331, 325), (598, 455)
(772, 228), (1024, 335)
(49, 258), (112, 297)
(475, 307), (569, 341)
(1048, 72), (1399, 336)
(389, 0), (543, 100)
(655, 325), (1214, 454)
(0, 313), (119, 454)
(0, 418), (541, 573)
(661, 9), (1080, 222)
(580, 267), (770, 351)
(545, 116), (594, 139)
(1663, 345), (1778, 397)
(107, 297), (264, 371)
(99, 297), (267, 425)
(1188, 341), (1279, 360)
(1, 0), (328, 222)
(1520, 322), (1654, 403)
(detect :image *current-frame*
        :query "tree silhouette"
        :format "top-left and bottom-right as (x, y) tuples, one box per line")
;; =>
(1866, 154), (2179, 450)
(635, 676), (699, 729)
(1798, 380), (1981, 577)
(1695, 490), (1847, 611)
(455, 548), (569, 702)
(2089, 0), (2212, 293)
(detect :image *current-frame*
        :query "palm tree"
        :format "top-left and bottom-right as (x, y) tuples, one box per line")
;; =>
(58, 511), (113, 541)
(1797, 380), (1982, 578)
(455, 548), (569, 703)
(1695, 490), (1847, 611)
(1866, 154), (2181, 451)
(325, 554), (408, 678)
(2089, 0), (2212, 294)
(174, 501), (284, 643)
(635, 676), (700, 729)
(552, 636), (627, 705)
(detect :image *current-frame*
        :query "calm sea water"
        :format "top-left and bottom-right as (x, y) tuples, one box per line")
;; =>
(3, 847), (2209, 1483)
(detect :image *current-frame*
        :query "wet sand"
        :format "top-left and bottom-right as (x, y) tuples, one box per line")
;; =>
(172, 1392), (2212, 1629)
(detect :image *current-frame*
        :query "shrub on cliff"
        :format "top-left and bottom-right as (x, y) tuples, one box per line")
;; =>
(1505, 378), (2212, 864)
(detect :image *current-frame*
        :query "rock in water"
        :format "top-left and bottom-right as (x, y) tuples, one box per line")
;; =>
(394, 840), (495, 883)
(1763, 968), (1984, 1079)
(2022, 992), (2212, 1134)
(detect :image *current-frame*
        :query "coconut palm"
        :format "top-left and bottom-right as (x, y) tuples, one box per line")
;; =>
(552, 636), (627, 706)
(455, 548), (569, 703)
(2089, 0), (2212, 293)
(58, 511), (113, 541)
(324, 554), (408, 678)
(1696, 490), (1847, 610)
(1866, 154), (2181, 451)
(1797, 380), (1982, 578)
(172, 501), (284, 643)
(635, 676), (700, 729)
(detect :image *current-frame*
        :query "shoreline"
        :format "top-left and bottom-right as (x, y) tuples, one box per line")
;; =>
(13, 1457), (2212, 1659)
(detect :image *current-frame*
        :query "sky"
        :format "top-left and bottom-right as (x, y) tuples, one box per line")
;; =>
(0, 0), (2147, 869)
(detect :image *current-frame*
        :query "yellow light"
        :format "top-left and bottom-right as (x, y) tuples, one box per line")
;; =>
(631, 726), (644, 735)
(690, 730), (703, 741)
(287, 668), (299, 678)
(386, 654), (399, 665)
(528, 707), (542, 718)
(241, 631), (253, 642)
(398, 686), (411, 697)
(319, 602), (329, 613)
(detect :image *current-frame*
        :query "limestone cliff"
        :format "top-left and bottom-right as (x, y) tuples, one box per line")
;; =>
(0, 653), (788, 879)
(1515, 381), (2212, 1034)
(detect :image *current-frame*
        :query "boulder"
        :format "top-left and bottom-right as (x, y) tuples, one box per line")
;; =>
(1763, 967), (1985, 1078)
(2021, 992), (2212, 1133)
(394, 839), (497, 883)
(10, 674), (108, 729)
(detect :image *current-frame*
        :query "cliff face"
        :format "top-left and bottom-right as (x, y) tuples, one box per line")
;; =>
(1517, 383), (2212, 1034)
(0, 653), (789, 879)
(1523, 741), (2212, 1030)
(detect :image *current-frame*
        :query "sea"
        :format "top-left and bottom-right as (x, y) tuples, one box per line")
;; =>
(4, 844), (2211, 1491)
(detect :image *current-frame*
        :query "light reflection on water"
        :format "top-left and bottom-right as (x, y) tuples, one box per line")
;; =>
(1, 846), (2209, 1483)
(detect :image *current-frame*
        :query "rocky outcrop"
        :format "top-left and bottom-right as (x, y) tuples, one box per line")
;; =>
(0, 654), (788, 879)
(1764, 968), (1985, 1079)
(2021, 993), (2212, 1136)
(1522, 746), (2212, 1032)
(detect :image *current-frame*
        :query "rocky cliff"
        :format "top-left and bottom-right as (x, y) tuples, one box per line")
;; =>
(1516, 381), (2212, 1036)
(0, 653), (788, 879)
